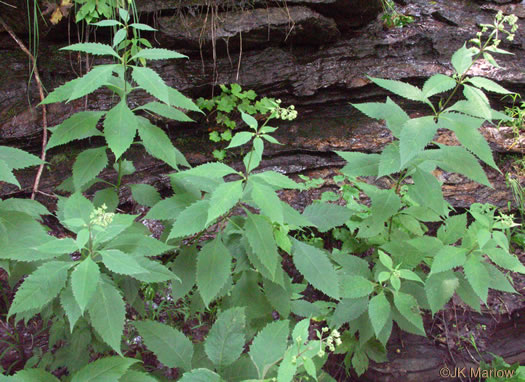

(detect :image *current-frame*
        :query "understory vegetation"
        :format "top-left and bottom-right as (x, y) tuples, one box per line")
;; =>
(0, 1), (524, 381)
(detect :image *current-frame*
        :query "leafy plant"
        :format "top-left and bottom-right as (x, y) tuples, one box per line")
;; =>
(197, 84), (296, 160)
(42, 8), (201, 205)
(498, 92), (525, 148)
(319, 11), (524, 375)
(379, 0), (414, 28)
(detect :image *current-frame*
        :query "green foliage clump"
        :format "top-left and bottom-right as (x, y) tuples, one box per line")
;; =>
(197, 84), (296, 160)
(0, 8), (523, 382)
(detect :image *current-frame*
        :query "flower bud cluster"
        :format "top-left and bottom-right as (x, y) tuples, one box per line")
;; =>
(271, 99), (298, 121)
(89, 203), (115, 227)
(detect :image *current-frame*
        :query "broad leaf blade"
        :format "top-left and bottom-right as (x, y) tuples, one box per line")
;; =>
(8, 261), (72, 318)
(205, 307), (246, 367)
(197, 237), (232, 307)
(132, 66), (170, 105)
(244, 213), (279, 279)
(71, 356), (138, 382)
(302, 202), (351, 232)
(137, 117), (189, 169)
(134, 320), (194, 371)
(73, 146), (108, 191)
(47, 111), (105, 150)
(87, 280), (126, 355)
(249, 320), (290, 379)
(104, 100), (138, 160)
(291, 239), (339, 299)
(131, 48), (188, 61)
(71, 256), (100, 313)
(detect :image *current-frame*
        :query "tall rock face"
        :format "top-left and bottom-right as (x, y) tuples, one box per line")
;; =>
(0, 0), (524, 208)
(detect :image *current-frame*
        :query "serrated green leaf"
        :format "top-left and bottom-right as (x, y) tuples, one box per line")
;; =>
(134, 320), (193, 371)
(250, 181), (284, 223)
(0, 146), (43, 170)
(207, 180), (243, 224)
(368, 292), (391, 336)
(132, 256), (181, 283)
(463, 84), (491, 120)
(179, 369), (224, 382)
(291, 239), (339, 299)
(241, 112), (258, 130)
(485, 263), (516, 293)
(71, 257), (100, 313)
(11, 369), (60, 382)
(358, 185), (401, 238)
(425, 271), (458, 315)
(93, 214), (137, 244)
(132, 66), (170, 105)
(73, 146), (108, 191)
(250, 171), (302, 190)
(68, 65), (117, 102)
(463, 255), (490, 303)
(408, 167), (446, 215)
(168, 87), (202, 113)
(93, 187), (119, 212)
(0, 211), (61, 261)
(87, 280), (125, 355)
(169, 199), (210, 239)
(63, 193), (93, 229)
(144, 193), (196, 220)
(47, 111), (105, 150)
(59, 282), (82, 332)
(197, 237), (231, 307)
(244, 213), (280, 278)
(104, 100), (138, 160)
(439, 113), (498, 170)
(467, 76), (511, 94)
(112, 28), (127, 47)
(120, 370), (159, 382)
(9, 261), (72, 318)
(455, 272), (481, 312)
(485, 247), (525, 273)
(352, 98), (409, 138)
(70, 356), (138, 382)
(277, 348), (298, 382)
(451, 44), (474, 75)
(422, 74), (457, 98)
(431, 246), (467, 274)
(368, 76), (427, 103)
(129, 183), (161, 207)
(61, 43), (120, 58)
(227, 131), (253, 149)
(378, 142), (401, 177)
(400, 116), (438, 166)
(422, 145), (491, 187)
(91, 20), (122, 27)
(137, 117), (189, 169)
(205, 307), (246, 367)
(249, 320), (290, 378)
(136, 101), (193, 122)
(100, 249), (148, 276)
(131, 48), (187, 61)
(0, 161), (19, 187)
(303, 202), (351, 233)
(340, 275), (374, 299)
(336, 151), (380, 177)
(393, 291), (425, 336)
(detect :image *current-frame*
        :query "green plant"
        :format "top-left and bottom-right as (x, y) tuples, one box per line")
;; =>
(2, 8), (524, 382)
(379, 0), (414, 28)
(197, 84), (296, 160)
(42, 8), (201, 204)
(320, 11), (524, 376)
(498, 92), (524, 148)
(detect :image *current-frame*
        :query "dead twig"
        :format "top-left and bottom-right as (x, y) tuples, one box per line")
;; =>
(0, 16), (48, 200)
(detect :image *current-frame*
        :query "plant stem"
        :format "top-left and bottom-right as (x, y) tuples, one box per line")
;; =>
(0, 16), (48, 200)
